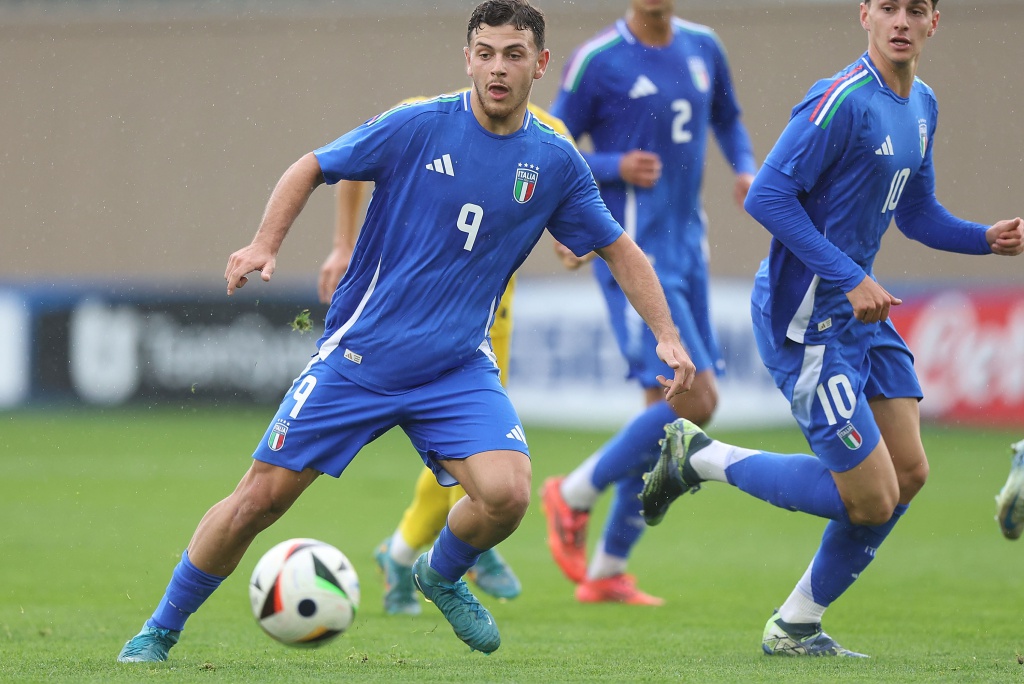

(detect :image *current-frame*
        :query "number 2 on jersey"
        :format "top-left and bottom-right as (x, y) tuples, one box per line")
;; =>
(671, 99), (693, 144)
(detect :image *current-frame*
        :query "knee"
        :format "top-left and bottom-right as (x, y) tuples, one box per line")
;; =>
(898, 459), (929, 501)
(845, 506), (892, 527)
(228, 485), (291, 533)
(480, 478), (531, 527)
(843, 487), (900, 527)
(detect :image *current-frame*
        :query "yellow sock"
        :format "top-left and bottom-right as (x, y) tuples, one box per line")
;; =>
(397, 467), (455, 549)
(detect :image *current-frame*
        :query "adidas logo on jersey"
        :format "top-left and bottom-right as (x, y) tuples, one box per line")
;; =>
(425, 153), (455, 176)
(628, 75), (658, 99)
(874, 135), (894, 156)
(506, 424), (527, 445)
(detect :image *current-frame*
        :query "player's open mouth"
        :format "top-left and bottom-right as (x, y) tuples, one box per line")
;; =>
(488, 84), (510, 99)
(890, 37), (911, 48)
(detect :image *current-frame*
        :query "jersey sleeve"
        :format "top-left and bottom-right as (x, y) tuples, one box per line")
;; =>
(549, 53), (622, 183)
(745, 165), (865, 291)
(895, 99), (990, 255)
(707, 39), (757, 176)
(762, 81), (853, 193)
(313, 106), (419, 185)
(545, 146), (624, 256)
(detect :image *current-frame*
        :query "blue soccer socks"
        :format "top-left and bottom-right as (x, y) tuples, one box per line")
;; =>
(592, 402), (679, 489)
(428, 526), (484, 583)
(146, 550), (225, 632)
(724, 452), (849, 522)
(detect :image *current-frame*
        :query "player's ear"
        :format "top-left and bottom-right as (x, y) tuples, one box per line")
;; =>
(464, 46), (472, 76)
(534, 48), (550, 80)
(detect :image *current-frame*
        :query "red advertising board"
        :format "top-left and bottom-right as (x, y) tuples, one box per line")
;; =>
(890, 289), (1024, 427)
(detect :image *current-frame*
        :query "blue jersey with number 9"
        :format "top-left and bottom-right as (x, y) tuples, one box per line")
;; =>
(313, 91), (622, 393)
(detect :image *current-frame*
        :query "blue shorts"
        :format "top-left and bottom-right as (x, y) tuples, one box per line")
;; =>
(753, 318), (922, 473)
(594, 260), (723, 388)
(252, 352), (529, 485)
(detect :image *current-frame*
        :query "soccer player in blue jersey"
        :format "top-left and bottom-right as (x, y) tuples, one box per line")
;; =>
(641, 0), (1024, 657)
(116, 0), (695, 662)
(540, 0), (757, 605)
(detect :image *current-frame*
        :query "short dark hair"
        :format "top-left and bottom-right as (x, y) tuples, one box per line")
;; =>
(467, 0), (546, 52)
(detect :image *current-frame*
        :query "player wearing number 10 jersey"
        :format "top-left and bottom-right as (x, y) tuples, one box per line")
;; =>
(639, 0), (1024, 656)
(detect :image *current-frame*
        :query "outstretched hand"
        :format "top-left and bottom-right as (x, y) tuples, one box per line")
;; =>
(655, 341), (696, 401)
(224, 242), (277, 295)
(987, 217), (1024, 256)
(846, 275), (902, 324)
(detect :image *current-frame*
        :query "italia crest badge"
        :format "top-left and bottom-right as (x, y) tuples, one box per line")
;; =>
(688, 56), (711, 93)
(268, 420), (289, 452)
(514, 164), (539, 204)
(918, 119), (928, 158)
(837, 422), (863, 450)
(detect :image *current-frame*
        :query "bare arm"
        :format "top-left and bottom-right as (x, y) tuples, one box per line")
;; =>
(224, 152), (324, 295)
(318, 180), (369, 303)
(594, 233), (695, 400)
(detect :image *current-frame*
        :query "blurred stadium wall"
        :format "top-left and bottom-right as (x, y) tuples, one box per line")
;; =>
(1, 0), (1021, 285)
(1, 1), (1021, 427)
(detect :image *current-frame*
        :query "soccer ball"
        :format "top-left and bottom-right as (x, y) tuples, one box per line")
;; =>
(249, 538), (360, 646)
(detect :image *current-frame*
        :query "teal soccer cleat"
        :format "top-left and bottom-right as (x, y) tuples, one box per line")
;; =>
(116, 625), (181, 663)
(762, 611), (868, 658)
(374, 538), (422, 615)
(639, 418), (710, 526)
(995, 439), (1024, 540)
(412, 553), (500, 654)
(466, 548), (522, 600)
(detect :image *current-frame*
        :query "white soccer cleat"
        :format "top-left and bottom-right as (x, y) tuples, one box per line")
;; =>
(995, 439), (1024, 540)
(762, 611), (868, 658)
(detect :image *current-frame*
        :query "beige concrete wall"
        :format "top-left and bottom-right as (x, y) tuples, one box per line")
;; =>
(2, 2), (1021, 287)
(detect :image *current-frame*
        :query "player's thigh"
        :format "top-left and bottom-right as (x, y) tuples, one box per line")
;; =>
(869, 396), (928, 502)
(759, 333), (882, 474)
(402, 353), (530, 489)
(864, 323), (928, 497)
(251, 358), (401, 477)
(442, 449), (532, 511)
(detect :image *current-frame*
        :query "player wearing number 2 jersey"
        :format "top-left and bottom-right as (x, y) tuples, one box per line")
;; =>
(116, 0), (695, 663)
(541, 0), (756, 606)
(640, 0), (1024, 657)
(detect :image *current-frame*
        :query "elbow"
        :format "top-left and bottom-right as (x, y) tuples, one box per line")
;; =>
(743, 185), (767, 223)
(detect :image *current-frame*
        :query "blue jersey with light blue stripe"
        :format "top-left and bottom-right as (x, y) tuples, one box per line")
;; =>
(751, 53), (942, 348)
(550, 18), (756, 277)
(312, 92), (623, 393)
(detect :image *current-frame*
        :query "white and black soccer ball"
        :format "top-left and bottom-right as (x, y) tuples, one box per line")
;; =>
(249, 538), (360, 646)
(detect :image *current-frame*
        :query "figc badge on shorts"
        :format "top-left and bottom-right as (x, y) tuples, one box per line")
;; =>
(837, 422), (863, 450)
(269, 420), (289, 451)
(514, 163), (539, 204)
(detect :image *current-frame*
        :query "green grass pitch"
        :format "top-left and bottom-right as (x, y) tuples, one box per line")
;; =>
(1, 407), (1023, 682)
